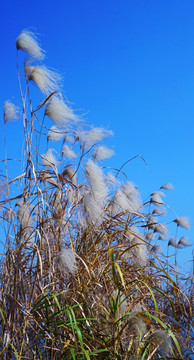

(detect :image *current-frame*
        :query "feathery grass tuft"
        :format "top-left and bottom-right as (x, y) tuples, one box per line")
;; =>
(16, 29), (45, 59)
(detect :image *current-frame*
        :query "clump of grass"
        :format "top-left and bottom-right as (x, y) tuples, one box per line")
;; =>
(0, 29), (193, 359)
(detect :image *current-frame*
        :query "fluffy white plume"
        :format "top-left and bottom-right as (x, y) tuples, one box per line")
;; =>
(112, 182), (141, 215)
(121, 181), (142, 212)
(57, 249), (77, 275)
(178, 236), (191, 247)
(153, 223), (168, 235)
(47, 126), (65, 142)
(67, 187), (81, 205)
(62, 145), (77, 159)
(16, 202), (32, 228)
(87, 127), (113, 144)
(81, 159), (108, 226)
(92, 145), (114, 161)
(127, 304), (147, 336)
(150, 192), (165, 205)
(4, 101), (19, 123)
(152, 206), (166, 216)
(85, 159), (108, 203)
(25, 64), (61, 95)
(83, 193), (104, 225)
(113, 188), (131, 214)
(77, 210), (88, 230)
(168, 238), (179, 248)
(105, 172), (120, 187)
(45, 96), (78, 128)
(16, 30), (45, 59)
(152, 245), (163, 254)
(151, 191), (166, 197)
(41, 149), (58, 169)
(76, 127), (113, 151)
(147, 330), (171, 356)
(122, 227), (147, 266)
(64, 134), (74, 143)
(132, 236), (147, 266)
(173, 216), (191, 230)
(4, 208), (15, 221)
(158, 234), (167, 241)
(160, 182), (174, 190)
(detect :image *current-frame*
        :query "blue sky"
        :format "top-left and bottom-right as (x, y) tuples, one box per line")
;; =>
(0, 0), (193, 274)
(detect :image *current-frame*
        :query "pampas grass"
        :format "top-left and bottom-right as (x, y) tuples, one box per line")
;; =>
(25, 63), (61, 94)
(47, 126), (65, 142)
(0, 29), (193, 359)
(45, 95), (78, 128)
(16, 29), (45, 59)
(92, 145), (114, 161)
(4, 100), (20, 123)
(57, 249), (77, 275)
(41, 148), (58, 169)
(85, 158), (108, 203)
(173, 216), (191, 229)
(62, 144), (77, 159)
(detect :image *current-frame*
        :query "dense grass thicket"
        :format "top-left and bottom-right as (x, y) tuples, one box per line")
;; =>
(0, 30), (193, 359)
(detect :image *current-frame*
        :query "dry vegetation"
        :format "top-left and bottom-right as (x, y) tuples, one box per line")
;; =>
(0, 30), (193, 359)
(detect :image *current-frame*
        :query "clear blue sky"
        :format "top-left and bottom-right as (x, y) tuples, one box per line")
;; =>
(0, 0), (193, 274)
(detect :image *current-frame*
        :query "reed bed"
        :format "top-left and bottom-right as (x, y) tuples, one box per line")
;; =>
(0, 29), (193, 359)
